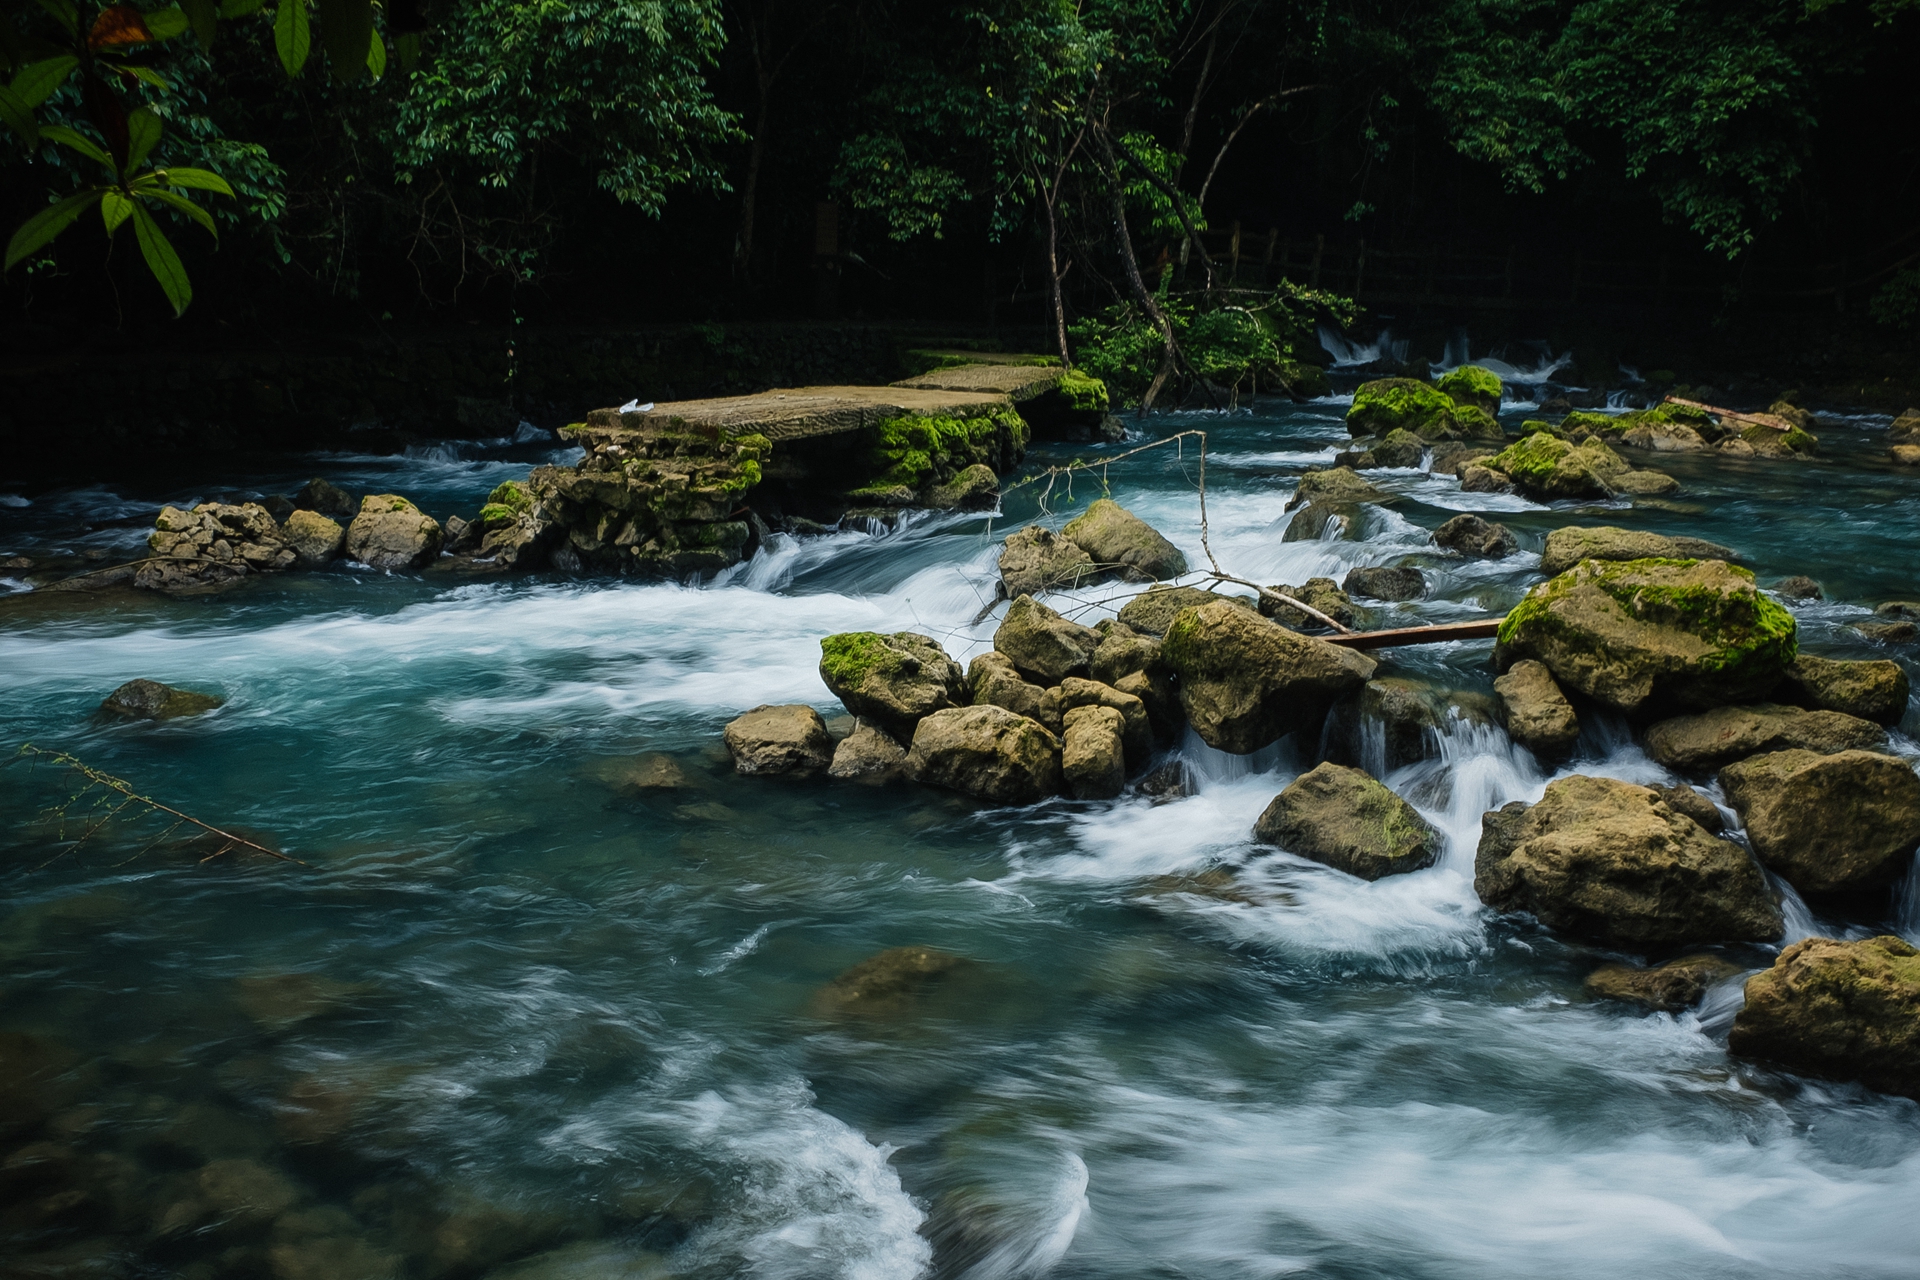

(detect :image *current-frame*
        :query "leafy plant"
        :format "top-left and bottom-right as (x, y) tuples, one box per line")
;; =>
(1869, 267), (1920, 329)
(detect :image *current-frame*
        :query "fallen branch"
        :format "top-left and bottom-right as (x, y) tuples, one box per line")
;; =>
(1663, 396), (1791, 433)
(1320, 619), (1505, 650)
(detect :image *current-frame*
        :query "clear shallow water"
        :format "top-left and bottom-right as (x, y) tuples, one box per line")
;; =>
(3, 405), (1920, 1278)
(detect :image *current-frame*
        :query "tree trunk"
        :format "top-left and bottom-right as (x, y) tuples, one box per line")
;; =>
(1099, 128), (1178, 414)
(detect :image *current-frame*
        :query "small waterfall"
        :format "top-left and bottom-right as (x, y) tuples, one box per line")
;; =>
(1317, 324), (1409, 368)
(1896, 851), (1920, 944)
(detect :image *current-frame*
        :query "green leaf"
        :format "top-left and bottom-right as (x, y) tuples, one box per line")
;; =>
(220, 0), (266, 16)
(274, 0), (309, 77)
(183, 0), (218, 46)
(394, 31), (418, 71)
(140, 186), (217, 239)
(41, 124), (113, 168)
(125, 106), (161, 170)
(319, 0), (371, 82)
(366, 26), (385, 80)
(119, 65), (170, 92)
(0, 87), (37, 147)
(150, 166), (235, 196)
(5, 189), (101, 271)
(129, 201), (191, 316)
(33, 0), (78, 34)
(143, 7), (190, 40)
(10, 56), (78, 107)
(101, 188), (134, 234)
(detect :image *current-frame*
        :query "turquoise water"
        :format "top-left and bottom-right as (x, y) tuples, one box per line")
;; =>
(3, 403), (1919, 1279)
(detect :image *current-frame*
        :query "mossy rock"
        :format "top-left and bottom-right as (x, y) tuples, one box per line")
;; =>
(1557, 410), (1621, 441)
(1253, 762), (1439, 880)
(1346, 378), (1454, 439)
(101, 678), (224, 721)
(1055, 369), (1110, 413)
(859, 409), (1027, 496)
(1437, 364), (1503, 416)
(818, 631), (968, 738)
(485, 480), (533, 516)
(1497, 557), (1797, 714)
(1730, 935), (1920, 1100)
(1483, 432), (1629, 500)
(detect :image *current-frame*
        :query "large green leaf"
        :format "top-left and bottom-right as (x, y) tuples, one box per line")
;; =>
(119, 65), (171, 92)
(366, 26), (385, 79)
(101, 189), (134, 234)
(183, 0), (218, 46)
(10, 55), (78, 107)
(4, 189), (102, 271)
(125, 106), (161, 170)
(274, 0), (309, 76)
(41, 124), (113, 169)
(142, 7), (190, 40)
(0, 86), (37, 146)
(319, 0), (371, 82)
(150, 166), (235, 196)
(141, 187), (218, 239)
(129, 202), (192, 316)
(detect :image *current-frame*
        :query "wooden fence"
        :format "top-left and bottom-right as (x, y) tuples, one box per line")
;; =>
(1170, 223), (1920, 312)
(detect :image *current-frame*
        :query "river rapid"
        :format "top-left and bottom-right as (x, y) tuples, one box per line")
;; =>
(3, 399), (1920, 1279)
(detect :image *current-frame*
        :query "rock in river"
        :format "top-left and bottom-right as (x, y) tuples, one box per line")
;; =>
(295, 477), (358, 520)
(281, 509), (346, 568)
(1061, 705), (1127, 800)
(1475, 775), (1781, 948)
(1253, 762), (1439, 880)
(1481, 433), (1632, 501)
(967, 651), (1062, 734)
(1718, 749), (1920, 895)
(1160, 599), (1377, 754)
(101, 678), (224, 721)
(1060, 499), (1187, 582)
(1538, 526), (1738, 578)
(1644, 703), (1886, 771)
(1432, 513), (1517, 558)
(1729, 934), (1920, 1100)
(828, 720), (908, 783)
(1585, 955), (1743, 1012)
(997, 525), (1094, 599)
(1492, 660), (1580, 761)
(818, 631), (968, 739)
(813, 946), (966, 1018)
(344, 495), (444, 571)
(994, 594), (1099, 685)
(1495, 557), (1797, 714)
(1343, 565), (1425, 602)
(723, 705), (833, 775)
(1116, 585), (1254, 637)
(1059, 676), (1151, 768)
(1779, 654), (1910, 726)
(906, 705), (1063, 805)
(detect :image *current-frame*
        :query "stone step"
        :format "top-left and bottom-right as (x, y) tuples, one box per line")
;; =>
(580, 385), (1012, 444)
(892, 362), (1067, 402)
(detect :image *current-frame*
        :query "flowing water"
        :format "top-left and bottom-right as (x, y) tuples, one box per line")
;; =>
(4, 402), (1920, 1279)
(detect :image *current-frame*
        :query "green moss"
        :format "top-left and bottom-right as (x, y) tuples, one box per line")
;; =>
(1561, 411), (1621, 437)
(1487, 432), (1569, 481)
(860, 409), (1024, 495)
(1447, 403), (1505, 441)
(1347, 378), (1454, 436)
(1438, 364), (1502, 405)
(478, 503), (519, 529)
(713, 458), (763, 494)
(820, 632), (887, 687)
(486, 480), (532, 514)
(1056, 368), (1110, 413)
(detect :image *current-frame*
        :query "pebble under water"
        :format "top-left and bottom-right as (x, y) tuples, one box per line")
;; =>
(3, 401), (1920, 1280)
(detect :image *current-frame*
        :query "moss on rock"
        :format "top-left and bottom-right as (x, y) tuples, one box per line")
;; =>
(1055, 369), (1110, 413)
(1345, 378), (1455, 439)
(1437, 364), (1503, 415)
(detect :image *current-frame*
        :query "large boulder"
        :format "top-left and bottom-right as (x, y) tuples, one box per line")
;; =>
(1343, 565), (1425, 602)
(1538, 526), (1738, 578)
(723, 705), (834, 775)
(1644, 703), (1886, 771)
(994, 594), (1099, 684)
(1354, 427), (1426, 469)
(1160, 599), (1377, 753)
(1061, 705), (1127, 800)
(1474, 775), (1782, 948)
(344, 495), (443, 571)
(828, 720), (908, 783)
(1345, 378), (1454, 438)
(1432, 514), (1517, 558)
(1116, 586), (1254, 637)
(1437, 365), (1503, 417)
(967, 651), (1063, 734)
(1060, 499), (1187, 582)
(1253, 762), (1439, 880)
(101, 678), (223, 721)
(818, 632), (968, 739)
(1059, 677), (1150, 767)
(1718, 749), (1920, 895)
(906, 705), (1063, 804)
(1584, 955), (1743, 1012)
(141, 501), (297, 591)
(281, 510), (346, 568)
(1495, 558), (1797, 714)
(1729, 935), (1920, 1099)
(1481, 433), (1631, 501)
(1286, 467), (1390, 509)
(997, 526), (1094, 599)
(1779, 654), (1910, 726)
(294, 477), (358, 520)
(1492, 660), (1580, 761)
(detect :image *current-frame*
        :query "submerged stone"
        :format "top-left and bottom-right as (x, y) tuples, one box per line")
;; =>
(101, 678), (223, 721)
(1585, 955), (1742, 1012)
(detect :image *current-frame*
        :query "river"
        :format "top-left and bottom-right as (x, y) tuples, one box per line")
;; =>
(2, 397), (1918, 1279)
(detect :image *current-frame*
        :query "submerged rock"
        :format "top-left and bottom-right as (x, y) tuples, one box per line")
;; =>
(967, 651), (1062, 734)
(1253, 762), (1439, 880)
(927, 463), (1000, 510)
(1492, 660), (1580, 761)
(1774, 575), (1824, 601)
(1495, 557), (1797, 714)
(1585, 955), (1742, 1012)
(1061, 705), (1127, 799)
(1432, 513), (1517, 558)
(1538, 526), (1738, 577)
(1343, 565), (1426, 601)
(994, 594), (1100, 684)
(1282, 501), (1359, 542)
(1644, 703), (1886, 771)
(1060, 499), (1187, 582)
(997, 526), (1095, 598)
(101, 678), (223, 720)
(1718, 749), (1920, 895)
(1729, 934), (1920, 1099)
(723, 705), (834, 775)
(818, 631), (968, 739)
(345, 495), (444, 571)
(1116, 585), (1254, 637)
(1474, 775), (1781, 948)
(1780, 654), (1910, 726)
(906, 705), (1063, 805)
(812, 945), (966, 1018)
(828, 720), (908, 782)
(1160, 599), (1377, 754)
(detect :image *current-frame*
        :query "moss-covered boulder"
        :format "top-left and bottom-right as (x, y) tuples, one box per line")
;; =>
(101, 678), (223, 721)
(905, 705), (1063, 805)
(1475, 775), (1782, 948)
(1437, 365), (1503, 417)
(1729, 935), (1920, 1099)
(1116, 585), (1254, 636)
(1253, 762), (1439, 880)
(1718, 748), (1920, 895)
(852, 409), (1030, 503)
(1282, 502), (1359, 543)
(1644, 703), (1886, 771)
(997, 525), (1094, 599)
(1492, 659), (1580, 761)
(1433, 513), (1517, 558)
(1356, 427), (1426, 469)
(1584, 955), (1742, 1012)
(1495, 557), (1797, 714)
(1780, 654), (1911, 726)
(1061, 499), (1187, 582)
(345, 495), (443, 571)
(479, 479), (533, 528)
(1161, 599), (1377, 753)
(1482, 432), (1631, 500)
(818, 631), (968, 738)
(1538, 526), (1737, 577)
(1346, 378), (1453, 438)
(994, 594), (1100, 685)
